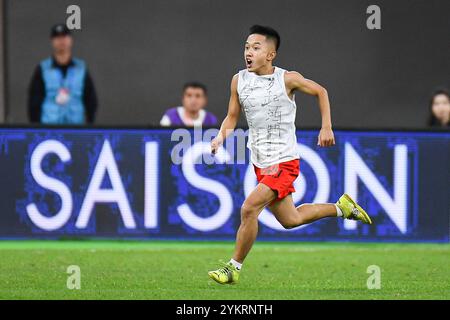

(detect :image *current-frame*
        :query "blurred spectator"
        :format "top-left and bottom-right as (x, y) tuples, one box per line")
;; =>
(428, 88), (450, 128)
(28, 24), (98, 124)
(160, 82), (217, 127)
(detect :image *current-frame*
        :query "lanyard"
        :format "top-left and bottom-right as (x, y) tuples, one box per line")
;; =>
(58, 65), (74, 89)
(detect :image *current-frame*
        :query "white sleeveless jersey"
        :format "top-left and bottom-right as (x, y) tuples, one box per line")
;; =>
(237, 66), (299, 168)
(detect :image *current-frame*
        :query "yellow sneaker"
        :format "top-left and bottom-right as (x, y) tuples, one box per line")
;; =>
(336, 194), (373, 224)
(208, 261), (240, 285)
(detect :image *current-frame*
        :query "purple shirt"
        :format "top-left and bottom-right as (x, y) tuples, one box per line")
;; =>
(160, 107), (217, 127)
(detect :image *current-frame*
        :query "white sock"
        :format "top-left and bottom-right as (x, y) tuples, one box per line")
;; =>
(229, 259), (242, 270)
(335, 204), (344, 217)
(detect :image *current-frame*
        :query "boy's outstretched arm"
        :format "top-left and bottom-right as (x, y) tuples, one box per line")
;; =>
(285, 71), (335, 147)
(211, 74), (241, 154)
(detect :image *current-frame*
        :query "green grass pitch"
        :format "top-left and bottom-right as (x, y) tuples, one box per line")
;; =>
(0, 240), (449, 300)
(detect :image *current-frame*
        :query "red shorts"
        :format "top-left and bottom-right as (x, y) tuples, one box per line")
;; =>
(254, 158), (300, 202)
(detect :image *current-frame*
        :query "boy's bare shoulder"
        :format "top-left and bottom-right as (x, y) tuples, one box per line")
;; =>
(284, 70), (304, 88)
(230, 73), (239, 93)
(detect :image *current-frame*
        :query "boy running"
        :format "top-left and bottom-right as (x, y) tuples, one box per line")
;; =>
(208, 25), (372, 285)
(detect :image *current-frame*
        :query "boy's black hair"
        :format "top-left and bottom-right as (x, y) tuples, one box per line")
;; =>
(249, 25), (281, 51)
(183, 82), (208, 95)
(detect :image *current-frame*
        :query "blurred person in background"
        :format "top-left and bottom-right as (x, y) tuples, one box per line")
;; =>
(28, 24), (98, 124)
(428, 88), (450, 128)
(160, 82), (217, 127)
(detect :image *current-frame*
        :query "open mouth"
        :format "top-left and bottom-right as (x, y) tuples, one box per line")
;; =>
(246, 58), (253, 68)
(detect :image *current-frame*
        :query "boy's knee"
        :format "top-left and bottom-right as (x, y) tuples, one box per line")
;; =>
(240, 203), (258, 221)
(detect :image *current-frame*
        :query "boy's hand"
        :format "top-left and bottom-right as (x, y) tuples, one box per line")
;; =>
(317, 127), (335, 147)
(211, 135), (224, 154)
